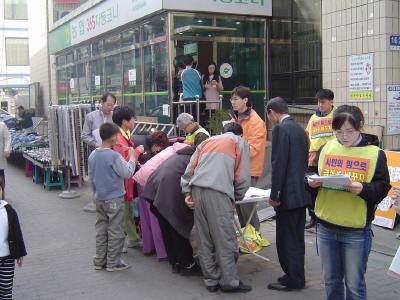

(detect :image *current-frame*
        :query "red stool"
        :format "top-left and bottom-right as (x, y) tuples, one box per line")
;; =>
(25, 160), (34, 177)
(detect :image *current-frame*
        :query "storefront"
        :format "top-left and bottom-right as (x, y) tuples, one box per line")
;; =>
(49, 0), (321, 122)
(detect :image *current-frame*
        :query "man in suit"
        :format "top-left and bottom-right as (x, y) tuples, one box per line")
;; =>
(266, 97), (311, 292)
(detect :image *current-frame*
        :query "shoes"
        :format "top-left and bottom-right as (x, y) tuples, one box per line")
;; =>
(172, 264), (180, 274)
(94, 264), (105, 270)
(144, 249), (156, 256)
(305, 219), (316, 229)
(207, 284), (220, 293)
(180, 263), (203, 277)
(193, 254), (200, 266)
(127, 240), (143, 248)
(106, 261), (130, 272)
(158, 257), (169, 262)
(268, 283), (292, 291)
(221, 281), (252, 293)
(122, 247), (127, 253)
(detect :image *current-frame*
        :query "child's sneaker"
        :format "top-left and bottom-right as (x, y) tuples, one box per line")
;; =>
(106, 261), (130, 272)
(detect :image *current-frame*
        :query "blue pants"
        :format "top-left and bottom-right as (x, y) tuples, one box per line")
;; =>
(318, 223), (372, 300)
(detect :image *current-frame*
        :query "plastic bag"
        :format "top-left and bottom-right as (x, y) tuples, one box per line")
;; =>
(236, 224), (270, 254)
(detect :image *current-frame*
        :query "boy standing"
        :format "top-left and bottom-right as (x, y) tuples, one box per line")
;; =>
(229, 86), (267, 232)
(112, 106), (143, 250)
(304, 89), (336, 229)
(89, 123), (137, 272)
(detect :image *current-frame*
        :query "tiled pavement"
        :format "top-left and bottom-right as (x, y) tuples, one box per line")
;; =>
(6, 163), (400, 300)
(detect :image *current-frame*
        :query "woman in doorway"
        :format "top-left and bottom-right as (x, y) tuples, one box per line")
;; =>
(306, 105), (391, 300)
(201, 62), (223, 122)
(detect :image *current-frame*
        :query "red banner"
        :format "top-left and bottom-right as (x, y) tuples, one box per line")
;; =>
(55, 0), (78, 4)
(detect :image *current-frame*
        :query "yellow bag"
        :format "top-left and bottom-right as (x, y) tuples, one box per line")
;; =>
(237, 224), (270, 254)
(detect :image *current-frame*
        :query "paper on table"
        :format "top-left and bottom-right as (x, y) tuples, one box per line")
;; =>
(388, 246), (400, 280)
(92, 129), (102, 145)
(309, 174), (352, 189)
(245, 187), (271, 198)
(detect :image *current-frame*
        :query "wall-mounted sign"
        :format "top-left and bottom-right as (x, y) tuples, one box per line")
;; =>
(349, 53), (373, 101)
(387, 85), (400, 135)
(129, 69), (136, 82)
(183, 42), (198, 55)
(220, 63), (233, 78)
(69, 78), (74, 89)
(390, 35), (400, 50)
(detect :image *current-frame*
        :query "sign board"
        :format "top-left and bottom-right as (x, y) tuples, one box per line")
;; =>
(70, 78), (75, 89)
(49, 0), (271, 54)
(183, 42), (198, 55)
(163, 0), (272, 16)
(390, 35), (400, 50)
(94, 76), (100, 86)
(387, 86), (400, 135)
(349, 54), (373, 101)
(373, 150), (399, 229)
(128, 69), (136, 82)
(220, 63), (233, 78)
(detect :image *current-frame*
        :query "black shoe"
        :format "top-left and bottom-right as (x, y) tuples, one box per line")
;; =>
(143, 250), (156, 256)
(305, 219), (316, 229)
(171, 264), (180, 274)
(207, 284), (220, 293)
(180, 263), (203, 276)
(158, 257), (169, 262)
(222, 281), (252, 293)
(268, 283), (292, 291)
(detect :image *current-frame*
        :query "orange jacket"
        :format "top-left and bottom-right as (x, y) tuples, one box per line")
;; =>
(231, 108), (267, 177)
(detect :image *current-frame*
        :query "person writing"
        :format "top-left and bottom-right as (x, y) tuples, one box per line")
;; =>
(306, 105), (391, 299)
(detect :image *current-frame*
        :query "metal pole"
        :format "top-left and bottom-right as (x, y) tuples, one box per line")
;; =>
(195, 95), (200, 123)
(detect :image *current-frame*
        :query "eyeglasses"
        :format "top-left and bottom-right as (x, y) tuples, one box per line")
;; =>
(180, 124), (189, 131)
(334, 129), (358, 137)
(230, 97), (243, 102)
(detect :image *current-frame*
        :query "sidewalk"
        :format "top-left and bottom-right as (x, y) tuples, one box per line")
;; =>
(6, 164), (400, 300)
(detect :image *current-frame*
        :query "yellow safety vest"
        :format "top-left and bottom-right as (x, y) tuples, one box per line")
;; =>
(184, 127), (209, 146)
(308, 107), (336, 152)
(315, 140), (380, 228)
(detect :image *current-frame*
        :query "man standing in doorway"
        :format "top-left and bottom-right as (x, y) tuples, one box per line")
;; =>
(179, 55), (202, 121)
(304, 89), (336, 229)
(82, 93), (116, 149)
(266, 97), (311, 292)
(229, 86), (266, 233)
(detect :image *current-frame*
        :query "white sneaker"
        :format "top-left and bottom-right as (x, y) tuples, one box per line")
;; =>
(122, 247), (127, 253)
(127, 240), (143, 248)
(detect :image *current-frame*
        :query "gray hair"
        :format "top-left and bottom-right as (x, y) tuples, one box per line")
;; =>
(176, 113), (194, 126)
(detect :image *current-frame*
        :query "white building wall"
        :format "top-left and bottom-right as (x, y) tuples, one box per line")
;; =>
(0, 0), (30, 92)
(322, 0), (400, 149)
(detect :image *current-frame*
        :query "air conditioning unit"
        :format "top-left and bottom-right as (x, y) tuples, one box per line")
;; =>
(57, 10), (71, 20)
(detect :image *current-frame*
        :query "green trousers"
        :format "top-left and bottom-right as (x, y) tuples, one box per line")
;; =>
(124, 201), (141, 243)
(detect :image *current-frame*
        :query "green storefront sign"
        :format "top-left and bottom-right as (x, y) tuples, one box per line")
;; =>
(49, 22), (72, 54)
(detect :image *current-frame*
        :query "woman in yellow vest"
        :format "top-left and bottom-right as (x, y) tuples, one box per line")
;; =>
(306, 105), (391, 300)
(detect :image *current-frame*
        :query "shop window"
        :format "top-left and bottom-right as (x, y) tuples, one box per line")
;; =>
(56, 55), (66, 67)
(143, 41), (168, 116)
(173, 16), (212, 29)
(92, 41), (103, 56)
(90, 59), (104, 98)
(5, 38), (29, 66)
(76, 46), (90, 60)
(57, 69), (68, 105)
(142, 18), (166, 41)
(122, 50), (142, 114)
(77, 63), (90, 101)
(66, 52), (74, 64)
(216, 19), (264, 38)
(122, 28), (140, 48)
(295, 75), (320, 104)
(270, 77), (292, 100)
(67, 66), (78, 104)
(270, 21), (292, 74)
(104, 34), (121, 53)
(105, 55), (122, 100)
(4, 0), (27, 20)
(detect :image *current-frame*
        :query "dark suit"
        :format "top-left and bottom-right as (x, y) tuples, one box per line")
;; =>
(270, 116), (311, 289)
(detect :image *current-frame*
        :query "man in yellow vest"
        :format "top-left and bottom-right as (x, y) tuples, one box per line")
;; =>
(304, 89), (336, 229)
(176, 113), (210, 147)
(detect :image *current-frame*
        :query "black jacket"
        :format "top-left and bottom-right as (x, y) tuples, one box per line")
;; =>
(306, 133), (391, 226)
(270, 117), (312, 211)
(20, 111), (33, 129)
(4, 204), (27, 259)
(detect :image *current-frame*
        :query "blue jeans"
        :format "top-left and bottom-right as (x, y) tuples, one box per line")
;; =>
(317, 223), (372, 300)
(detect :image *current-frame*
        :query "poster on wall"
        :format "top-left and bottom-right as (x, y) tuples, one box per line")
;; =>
(387, 86), (400, 135)
(349, 53), (373, 101)
(373, 150), (399, 229)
